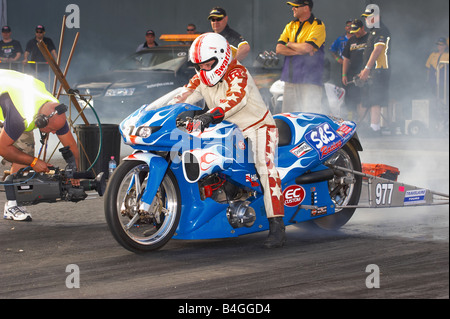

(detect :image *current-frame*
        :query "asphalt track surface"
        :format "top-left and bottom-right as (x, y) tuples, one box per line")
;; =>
(0, 135), (448, 300)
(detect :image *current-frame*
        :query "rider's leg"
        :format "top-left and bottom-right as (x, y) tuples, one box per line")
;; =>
(248, 125), (286, 248)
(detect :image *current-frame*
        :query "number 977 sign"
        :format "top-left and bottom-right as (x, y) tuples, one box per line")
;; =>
(368, 178), (433, 208)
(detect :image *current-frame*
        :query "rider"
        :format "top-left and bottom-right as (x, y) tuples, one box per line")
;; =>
(0, 69), (79, 221)
(173, 33), (286, 248)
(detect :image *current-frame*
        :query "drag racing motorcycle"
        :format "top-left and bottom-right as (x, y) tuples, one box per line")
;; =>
(104, 88), (449, 253)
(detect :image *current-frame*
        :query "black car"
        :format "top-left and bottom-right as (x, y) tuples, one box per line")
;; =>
(74, 44), (195, 124)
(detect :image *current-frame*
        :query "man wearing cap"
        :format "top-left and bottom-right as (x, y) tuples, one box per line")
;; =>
(23, 25), (58, 87)
(208, 7), (250, 62)
(425, 37), (449, 98)
(276, 0), (326, 114)
(357, 5), (391, 136)
(0, 26), (23, 70)
(0, 69), (79, 221)
(136, 30), (159, 52)
(329, 20), (353, 66)
(23, 25), (57, 63)
(342, 19), (368, 121)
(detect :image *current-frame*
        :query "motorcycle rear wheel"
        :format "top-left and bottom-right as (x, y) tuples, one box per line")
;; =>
(104, 160), (181, 253)
(312, 142), (362, 230)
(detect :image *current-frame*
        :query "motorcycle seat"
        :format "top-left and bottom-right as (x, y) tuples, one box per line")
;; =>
(275, 118), (292, 146)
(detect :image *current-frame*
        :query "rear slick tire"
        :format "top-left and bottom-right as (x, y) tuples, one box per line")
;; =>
(312, 142), (362, 230)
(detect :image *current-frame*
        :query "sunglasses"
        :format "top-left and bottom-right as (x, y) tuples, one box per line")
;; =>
(36, 31), (44, 33)
(187, 29), (195, 31)
(210, 17), (223, 22)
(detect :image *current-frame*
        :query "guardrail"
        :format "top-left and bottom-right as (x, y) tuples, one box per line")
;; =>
(0, 60), (52, 88)
(437, 61), (449, 106)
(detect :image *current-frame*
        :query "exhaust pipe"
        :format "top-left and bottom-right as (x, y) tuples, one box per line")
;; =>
(295, 168), (334, 185)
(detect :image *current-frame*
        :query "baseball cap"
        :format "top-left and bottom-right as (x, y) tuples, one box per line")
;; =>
(436, 37), (448, 46)
(35, 25), (45, 31)
(208, 7), (227, 20)
(145, 30), (155, 36)
(1, 26), (11, 33)
(350, 19), (364, 33)
(287, 0), (313, 8)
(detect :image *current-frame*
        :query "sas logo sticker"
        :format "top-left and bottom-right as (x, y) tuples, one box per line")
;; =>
(305, 123), (343, 160)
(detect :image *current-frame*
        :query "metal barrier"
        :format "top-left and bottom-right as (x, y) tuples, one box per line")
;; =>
(436, 60), (449, 106)
(0, 60), (52, 88)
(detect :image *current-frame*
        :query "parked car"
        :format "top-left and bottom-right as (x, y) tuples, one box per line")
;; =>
(74, 43), (196, 123)
(74, 37), (282, 124)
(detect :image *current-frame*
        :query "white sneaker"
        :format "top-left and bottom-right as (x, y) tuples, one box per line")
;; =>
(3, 204), (32, 221)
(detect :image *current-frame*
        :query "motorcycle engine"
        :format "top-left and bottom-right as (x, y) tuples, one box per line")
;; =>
(226, 201), (256, 228)
(198, 174), (256, 228)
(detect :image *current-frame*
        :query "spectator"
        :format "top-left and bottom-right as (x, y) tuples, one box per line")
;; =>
(23, 25), (57, 63)
(22, 25), (57, 86)
(136, 30), (158, 52)
(342, 19), (368, 120)
(329, 20), (353, 66)
(358, 4), (391, 136)
(276, 0), (326, 113)
(186, 23), (197, 34)
(208, 7), (250, 62)
(0, 26), (23, 70)
(425, 37), (449, 98)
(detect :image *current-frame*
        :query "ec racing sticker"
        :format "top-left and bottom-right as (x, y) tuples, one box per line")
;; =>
(305, 123), (343, 160)
(283, 185), (305, 207)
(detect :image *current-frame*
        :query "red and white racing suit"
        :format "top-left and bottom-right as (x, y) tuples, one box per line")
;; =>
(179, 60), (284, 218)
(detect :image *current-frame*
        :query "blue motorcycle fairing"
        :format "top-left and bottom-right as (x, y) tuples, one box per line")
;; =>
(120, 103), (203, 151)
(170, 158), (335, 240)
(274, 112), (357, 182)
(123, 152), (169, 206)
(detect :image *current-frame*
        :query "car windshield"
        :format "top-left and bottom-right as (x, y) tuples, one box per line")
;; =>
(114, 49), (188, 72)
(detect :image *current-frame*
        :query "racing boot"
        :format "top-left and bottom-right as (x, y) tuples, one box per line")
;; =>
(264, 217), (286, 248)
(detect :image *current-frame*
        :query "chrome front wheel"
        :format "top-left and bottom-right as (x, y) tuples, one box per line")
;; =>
(104, 160), (181, 252)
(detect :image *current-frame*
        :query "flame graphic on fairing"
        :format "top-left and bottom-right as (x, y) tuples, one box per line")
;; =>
(277, 153), (316, 180)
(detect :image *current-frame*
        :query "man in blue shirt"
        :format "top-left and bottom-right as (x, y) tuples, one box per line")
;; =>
(329, 20), (353, 66)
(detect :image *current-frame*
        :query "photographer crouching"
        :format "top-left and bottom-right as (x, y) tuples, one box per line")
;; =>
(0, 69), (79, 221)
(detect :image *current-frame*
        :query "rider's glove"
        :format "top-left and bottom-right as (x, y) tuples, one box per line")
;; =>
(193, 107), (225, 132)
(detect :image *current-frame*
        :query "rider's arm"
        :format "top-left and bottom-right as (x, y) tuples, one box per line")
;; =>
(215, 65), (249, 119)
(172, 75), (203, 104)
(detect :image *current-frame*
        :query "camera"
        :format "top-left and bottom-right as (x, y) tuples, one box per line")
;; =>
(4, 146), (106, 205)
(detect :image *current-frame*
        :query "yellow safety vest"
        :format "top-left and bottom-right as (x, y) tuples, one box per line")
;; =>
(0, 70), (58, 131)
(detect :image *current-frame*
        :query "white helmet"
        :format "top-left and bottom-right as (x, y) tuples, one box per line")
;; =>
(189, 32), (232, 87)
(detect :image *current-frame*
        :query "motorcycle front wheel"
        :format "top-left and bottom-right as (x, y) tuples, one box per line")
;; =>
(104, 160), (181, 253)
(312, 142), (362, 230)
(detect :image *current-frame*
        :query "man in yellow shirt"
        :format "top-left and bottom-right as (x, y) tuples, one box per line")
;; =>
(1, 70), (79, 221)
(426, 37), (449, 98)
(276, 0), (326, 114)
